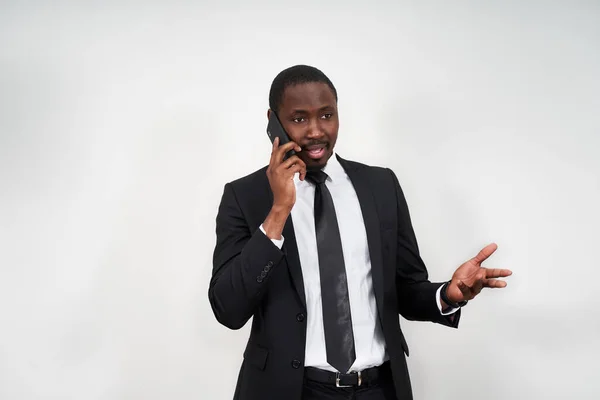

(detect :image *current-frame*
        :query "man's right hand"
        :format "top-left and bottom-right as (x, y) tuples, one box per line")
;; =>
(266, 137), (306, 210)
(263, 137), (306, 240)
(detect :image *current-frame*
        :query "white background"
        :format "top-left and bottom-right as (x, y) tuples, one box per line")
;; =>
(1, 1), (599, 399)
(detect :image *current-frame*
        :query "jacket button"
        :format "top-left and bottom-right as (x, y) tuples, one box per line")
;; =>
(291, 360), (301, 369)
(260, 271), (267, 278)
(267, 261), (274, 267)
(296, 313), (305, 322)
(264, 265), (271, 272)
(256, 276), (263, 283)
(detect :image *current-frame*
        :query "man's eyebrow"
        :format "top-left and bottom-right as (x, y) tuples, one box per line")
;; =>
(289, 105), (335, 113)
(290, 109), (308, 114)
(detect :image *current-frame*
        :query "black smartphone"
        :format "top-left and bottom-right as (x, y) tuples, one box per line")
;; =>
(267, 112), (296, 160)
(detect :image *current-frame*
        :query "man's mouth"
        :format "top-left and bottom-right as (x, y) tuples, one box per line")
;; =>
(304, 144), (327, 159)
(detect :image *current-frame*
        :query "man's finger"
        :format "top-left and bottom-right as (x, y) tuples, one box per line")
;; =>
(275, 141), (301, 162)
(472, 243), (498, 264)
(472, 272), (485, 294)
(485, 268), (512, 279)
(288, 163), (306, 178)
(271, 136), (280, 156)
(280, 155), (304, 170)
(484, 279), (508, 288)
(281, 157), (307, 181)
(297, 160), (307, 181)
(299, 164), (307, 181)
(269, 137), (279, 165)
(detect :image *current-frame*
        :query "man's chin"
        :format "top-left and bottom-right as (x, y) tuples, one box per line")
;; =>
(303, 153), (331, 171)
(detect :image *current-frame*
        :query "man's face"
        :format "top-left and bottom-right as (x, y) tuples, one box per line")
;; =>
(271, 82), (339, 170)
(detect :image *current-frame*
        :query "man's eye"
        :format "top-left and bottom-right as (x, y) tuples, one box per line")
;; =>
(321, 113), (333, 119)
(293, 117), (306, 123)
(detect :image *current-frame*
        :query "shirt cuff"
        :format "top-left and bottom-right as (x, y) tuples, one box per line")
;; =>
(436, 284), (460, 315)
(259, 224), (284, 249)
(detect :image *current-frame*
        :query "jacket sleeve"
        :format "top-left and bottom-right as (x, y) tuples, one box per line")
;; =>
(208, 182), (285, 330)
(388, 168), (460, 328)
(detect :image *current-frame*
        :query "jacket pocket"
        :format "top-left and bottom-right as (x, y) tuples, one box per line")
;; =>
(243, 343), (269, 370)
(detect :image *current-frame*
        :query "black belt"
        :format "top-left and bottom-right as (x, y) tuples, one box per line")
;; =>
(304, 362), (390, 388)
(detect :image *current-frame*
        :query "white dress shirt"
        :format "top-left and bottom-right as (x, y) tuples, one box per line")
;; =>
(260, 154), (457, 373)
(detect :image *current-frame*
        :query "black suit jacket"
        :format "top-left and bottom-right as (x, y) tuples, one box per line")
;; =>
(209, 155), (460, 400)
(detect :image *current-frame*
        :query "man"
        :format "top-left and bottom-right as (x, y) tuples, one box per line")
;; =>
(209, 65), (511, 400)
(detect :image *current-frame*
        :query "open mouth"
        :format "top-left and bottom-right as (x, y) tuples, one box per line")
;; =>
(304, 144), (327, 159)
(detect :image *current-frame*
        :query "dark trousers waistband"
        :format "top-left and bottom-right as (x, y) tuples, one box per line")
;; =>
(304, 362), (391, 388)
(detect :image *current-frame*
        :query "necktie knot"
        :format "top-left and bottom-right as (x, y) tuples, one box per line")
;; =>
(306, 170), (328, 185)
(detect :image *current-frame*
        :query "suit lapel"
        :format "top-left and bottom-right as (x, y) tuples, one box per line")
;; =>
(282, 218), (307, 308)
(265, 179), (307, 308)
(337, 155), (385, 327)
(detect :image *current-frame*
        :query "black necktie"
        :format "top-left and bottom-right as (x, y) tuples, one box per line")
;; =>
(306, 170), (356, 373)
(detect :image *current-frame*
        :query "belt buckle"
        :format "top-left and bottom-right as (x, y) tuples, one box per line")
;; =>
(335, 371), (362, 388)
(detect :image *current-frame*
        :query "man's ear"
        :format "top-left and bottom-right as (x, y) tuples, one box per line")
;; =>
(267, 109), (272, 120)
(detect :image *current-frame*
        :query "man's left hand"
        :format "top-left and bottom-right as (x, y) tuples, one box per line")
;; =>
(446, 243), (512, 304)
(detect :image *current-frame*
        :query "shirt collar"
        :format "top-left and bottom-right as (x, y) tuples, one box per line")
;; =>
(321, 153), (344, 182)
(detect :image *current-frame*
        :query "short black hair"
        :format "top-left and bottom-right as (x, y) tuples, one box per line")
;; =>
(269, 65), (338, 115)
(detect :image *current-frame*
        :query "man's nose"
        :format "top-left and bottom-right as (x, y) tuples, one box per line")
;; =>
(306, 119), (324, 139)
